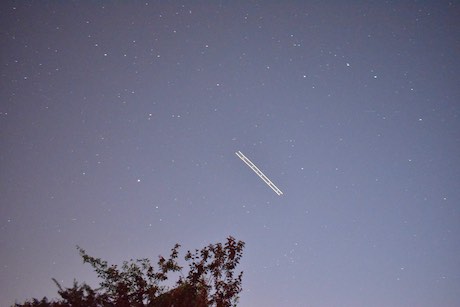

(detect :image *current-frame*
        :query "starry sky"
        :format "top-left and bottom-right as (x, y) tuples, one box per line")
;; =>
(1, 1), (460, 306)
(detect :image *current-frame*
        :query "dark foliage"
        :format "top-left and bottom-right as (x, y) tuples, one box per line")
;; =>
(14, 236), (244, 307)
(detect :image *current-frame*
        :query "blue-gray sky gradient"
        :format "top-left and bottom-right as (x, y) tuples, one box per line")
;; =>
(1, 1), (459, 306)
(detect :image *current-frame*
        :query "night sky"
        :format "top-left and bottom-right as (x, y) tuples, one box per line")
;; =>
(1, 1), (460, 306)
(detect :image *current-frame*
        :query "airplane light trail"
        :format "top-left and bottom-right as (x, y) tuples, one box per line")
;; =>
(235, 150), (283, 196)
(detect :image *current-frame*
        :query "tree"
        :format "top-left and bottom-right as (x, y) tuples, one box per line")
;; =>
(14, 236), (245, 307)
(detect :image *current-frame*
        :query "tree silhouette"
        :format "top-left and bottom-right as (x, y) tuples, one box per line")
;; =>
(14, 236), (245, 307)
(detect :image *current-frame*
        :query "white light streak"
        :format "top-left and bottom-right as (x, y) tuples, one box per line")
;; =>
(235, 151), (283, 196)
